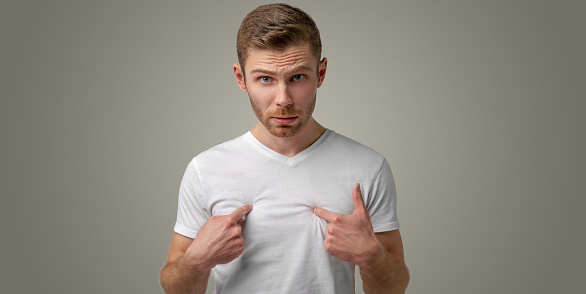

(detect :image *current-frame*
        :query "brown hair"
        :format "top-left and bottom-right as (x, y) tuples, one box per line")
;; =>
(236, 3), (322, 70)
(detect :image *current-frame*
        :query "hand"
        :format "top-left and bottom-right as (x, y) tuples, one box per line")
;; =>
(314, 184), (385, 268)
(183, 204), (253, 271)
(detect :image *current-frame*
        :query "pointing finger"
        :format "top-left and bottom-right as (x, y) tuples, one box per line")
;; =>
(314, 207), (343, 223)
(229, 204), (253, 223)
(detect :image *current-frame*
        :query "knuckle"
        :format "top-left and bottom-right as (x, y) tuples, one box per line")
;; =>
(331, 216), (341, 224)
(223, 217), (236, 226)
(324, 240), (333, 251)
(327, 225), (335, 235)
(229, 227), (242, 238)
(225, 215), (237, 224)
(233, 237), (244, 247)
(324, 234), (333, 245)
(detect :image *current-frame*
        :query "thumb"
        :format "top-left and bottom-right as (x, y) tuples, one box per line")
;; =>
(352, 184), (373, 228)
(352, 183), (367, 215)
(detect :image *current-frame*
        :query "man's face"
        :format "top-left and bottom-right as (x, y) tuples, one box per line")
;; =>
(234, 43), (327, 138)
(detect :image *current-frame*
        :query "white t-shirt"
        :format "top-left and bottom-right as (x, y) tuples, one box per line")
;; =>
(174, 129), (400, 293)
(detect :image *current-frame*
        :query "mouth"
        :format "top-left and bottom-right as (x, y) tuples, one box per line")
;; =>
(271, 116), (298, 124)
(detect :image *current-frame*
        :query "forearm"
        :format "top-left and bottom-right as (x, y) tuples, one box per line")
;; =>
(160, 256), (211, 294)
(359, 245), (410, 294)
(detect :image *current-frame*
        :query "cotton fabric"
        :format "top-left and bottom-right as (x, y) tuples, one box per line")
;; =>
(174, 129), (400, 293)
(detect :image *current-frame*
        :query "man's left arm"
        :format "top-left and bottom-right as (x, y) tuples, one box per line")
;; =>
(314, 184), (410, 294)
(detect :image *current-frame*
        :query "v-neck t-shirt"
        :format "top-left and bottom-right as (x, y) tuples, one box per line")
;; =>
(174, 129), (400, 293)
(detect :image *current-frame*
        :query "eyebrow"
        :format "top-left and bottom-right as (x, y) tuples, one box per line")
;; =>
(249, 65), (313, 75)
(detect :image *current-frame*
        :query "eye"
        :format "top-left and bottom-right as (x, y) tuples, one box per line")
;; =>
(259, 76), (272, 83)
(292, 74), (305, 81)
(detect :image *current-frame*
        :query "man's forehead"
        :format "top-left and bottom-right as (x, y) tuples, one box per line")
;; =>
(245, 44), (317, 74)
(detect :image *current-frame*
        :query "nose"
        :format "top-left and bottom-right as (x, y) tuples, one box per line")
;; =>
(275, 83), (293, 107)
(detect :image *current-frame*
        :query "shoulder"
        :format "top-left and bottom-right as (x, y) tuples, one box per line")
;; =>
(191, 133), (252, 167)
(323, 130), (386, 165)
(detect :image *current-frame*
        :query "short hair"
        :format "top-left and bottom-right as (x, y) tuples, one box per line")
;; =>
(236, 3), (322, 70)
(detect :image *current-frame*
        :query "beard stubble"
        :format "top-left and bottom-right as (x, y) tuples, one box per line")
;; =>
(250, 94), (317, 138)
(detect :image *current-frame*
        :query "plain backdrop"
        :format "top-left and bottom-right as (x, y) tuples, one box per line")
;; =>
(2, 0), (585, 293)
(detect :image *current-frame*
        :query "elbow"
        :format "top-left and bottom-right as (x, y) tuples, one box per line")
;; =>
(159, 263), (173, 293)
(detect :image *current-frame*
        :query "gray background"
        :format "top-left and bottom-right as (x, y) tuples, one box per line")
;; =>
(2, 0), (584, 293)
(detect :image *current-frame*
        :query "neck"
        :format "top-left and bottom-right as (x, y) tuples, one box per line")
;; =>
(250, 118), (327, 158)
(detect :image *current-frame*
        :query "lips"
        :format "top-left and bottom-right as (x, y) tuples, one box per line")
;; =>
(271, 116), (298, 124)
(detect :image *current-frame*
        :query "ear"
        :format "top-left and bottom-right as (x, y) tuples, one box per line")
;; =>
(317, 57), (327, 88)
(233, 63), (248, 92)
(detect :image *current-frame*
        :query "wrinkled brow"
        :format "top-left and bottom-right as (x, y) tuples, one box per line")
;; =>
(249, 65), (313, 75)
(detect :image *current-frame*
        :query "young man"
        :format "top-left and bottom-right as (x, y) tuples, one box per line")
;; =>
(160, 4), (409, 293)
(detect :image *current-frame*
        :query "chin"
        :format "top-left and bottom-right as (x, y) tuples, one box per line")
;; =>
(263, 123), (306, 138)
(268, 126), (300, 138)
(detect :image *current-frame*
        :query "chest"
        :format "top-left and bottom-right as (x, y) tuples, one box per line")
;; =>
(202, 164), (362, 221)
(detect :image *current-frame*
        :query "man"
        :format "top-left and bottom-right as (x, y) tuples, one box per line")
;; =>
(160, 4), (409, 293)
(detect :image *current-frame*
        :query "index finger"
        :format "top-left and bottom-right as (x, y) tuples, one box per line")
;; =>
(229, 204), (253, 222)
(314, 207), (345, 223)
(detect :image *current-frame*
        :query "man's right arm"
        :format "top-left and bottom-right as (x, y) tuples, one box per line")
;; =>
(160, 233), (211, 294)
(160, 204), (253, 294)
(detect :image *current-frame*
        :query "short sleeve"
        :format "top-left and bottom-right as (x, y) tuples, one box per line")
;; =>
(174, 158), (210, 238)
(366, 159), (400, 233)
